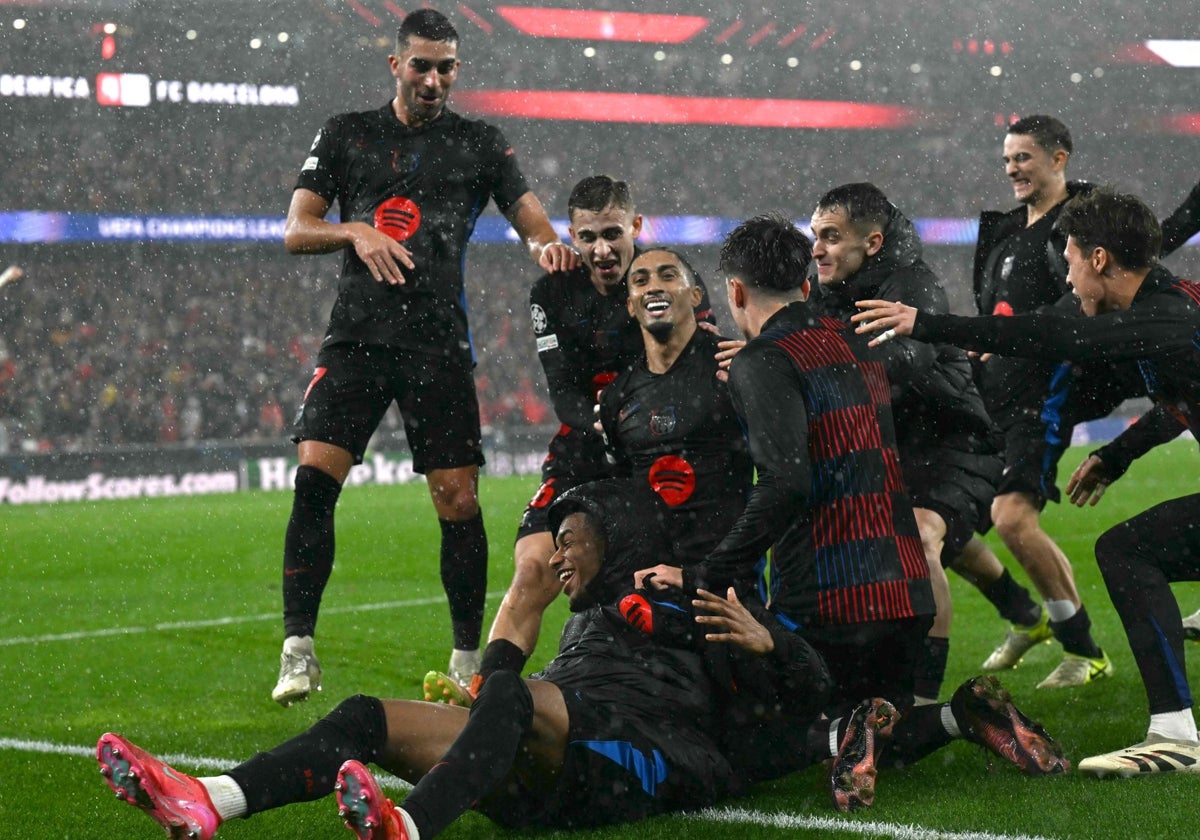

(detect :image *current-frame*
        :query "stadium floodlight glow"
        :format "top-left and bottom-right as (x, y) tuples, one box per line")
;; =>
(277, 32), (289, 43)
(910, 63), (921, 73)
(104, 22), (116, 34)
(186, 29), (197, 40)
(849, 59), (862, 70)
(1144, 39), (1200, 67)
(583, 46), (596, 58)
(653, 50), (665, 61)
(453, 90), (924, 129)
(1070, 72), (1082, 83)
(250, 37), (262, 49)
(787, 57), (799, 68)
(13, 18), (26, 29)
(495, 7), (708, 43)
(990, 65), (1002, 76)
(720, 53), (732, 65)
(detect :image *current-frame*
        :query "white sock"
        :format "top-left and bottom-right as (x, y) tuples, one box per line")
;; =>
(940, 703), (962, 738)
(283, 635), (314, 656)
(827, 717), (843, 757)
(1147, 710), (1199, 743)
(398, 806), (421, 840)
(1044, 599), (1077, 623)
(199, 775), (248, 821)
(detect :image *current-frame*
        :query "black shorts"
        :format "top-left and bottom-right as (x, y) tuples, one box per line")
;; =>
(477, 685), (731, 829)
(802, 615), (934, 716)
(291, 343), (483, 473)
(515, 428), (612, 541)
(903, 438), (1003, 561)
(995, 414), (1066, 506)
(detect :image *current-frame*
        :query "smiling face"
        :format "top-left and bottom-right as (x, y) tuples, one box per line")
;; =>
(389, 35), (460, 126)
(569, 203), (643, 294)
(809, 206), (882, 287)
(549, 512), (606, 610)
(626, 250), (702, 342)
(1002, 132), (1067, 208)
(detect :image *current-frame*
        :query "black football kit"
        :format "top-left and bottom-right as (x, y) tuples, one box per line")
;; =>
(914, 264), (1200, 716)
(598, 328), (752, 567)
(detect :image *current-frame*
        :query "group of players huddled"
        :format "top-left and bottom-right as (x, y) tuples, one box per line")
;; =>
(96, 8), (1200, 840)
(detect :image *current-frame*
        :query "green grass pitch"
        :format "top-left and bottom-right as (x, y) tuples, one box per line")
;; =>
(3, 442), (1199, 840)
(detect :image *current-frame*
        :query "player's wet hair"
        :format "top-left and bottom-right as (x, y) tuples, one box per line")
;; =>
(720, 213), (814, 293)
(814, 182), (893, 237)
(396, 9), (459, 51)
(1008, 114), (1073, 155)
(567, 175), (634, 220)
(1056, 187), (1161, 271)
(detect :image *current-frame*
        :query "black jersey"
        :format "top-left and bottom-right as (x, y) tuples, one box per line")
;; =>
(915, 265), (1200, 476)
(529, 263), (715, 473)
(598, 329), (752, 567)
(296, 104), (531, 362)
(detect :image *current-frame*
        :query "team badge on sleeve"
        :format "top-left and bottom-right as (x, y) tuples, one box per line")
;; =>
(530, 303), (548, 333)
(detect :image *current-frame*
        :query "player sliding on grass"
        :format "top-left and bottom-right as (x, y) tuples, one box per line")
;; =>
(854, 187), (1200, 778)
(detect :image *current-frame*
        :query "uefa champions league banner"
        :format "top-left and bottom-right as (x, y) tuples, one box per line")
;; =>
(0, 210), (994, 246)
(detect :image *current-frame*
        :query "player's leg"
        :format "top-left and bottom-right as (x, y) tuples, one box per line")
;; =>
(1080, 495), (1200, 777)
(399, 353), (489, 685)
(425, 476), (571, 706)
(991, 490), (1110, 687)
(912, 507), (952, 705)
(277, 346), (390, 705)
(346, 674), (568, 839)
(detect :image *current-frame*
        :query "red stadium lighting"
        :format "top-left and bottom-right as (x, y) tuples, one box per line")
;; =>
(101, 34), (116, 60)
(455, 89), (923, 129)
(495, 7), (708, 43)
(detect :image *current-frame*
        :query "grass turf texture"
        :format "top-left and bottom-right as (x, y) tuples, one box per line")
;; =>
(3, 442), (1199, 840)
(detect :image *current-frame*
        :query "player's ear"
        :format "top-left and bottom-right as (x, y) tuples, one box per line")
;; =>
(800, 278), (811, 301)
(865, 230), (884, 257)
(627, 295), (637, 317)
(630, 214), (644, 238)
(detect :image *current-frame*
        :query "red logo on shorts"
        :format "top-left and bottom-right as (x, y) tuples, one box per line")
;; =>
(374, 196), (421, 242)
(992, 301), (1014, 317)
(647, 455), (696, 506)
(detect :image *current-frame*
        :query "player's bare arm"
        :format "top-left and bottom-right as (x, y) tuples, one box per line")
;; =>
(284, 188), (415, 286)
(506, 190), (580, 273)
(1065, 455), (1114, 508)
(851, 298), (919, 346)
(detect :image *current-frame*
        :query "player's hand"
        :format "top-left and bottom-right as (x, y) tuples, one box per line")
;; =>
(634, 564), (682, 591)
(352, 224), (415, 286)
(537, 242), (580, 273)
(693, 587), (774, 653)
(696, 322), (745, 382)
(851, 299), (918, 346)
(968, 350), (995, 363)
(1066, 454), (1113, 507)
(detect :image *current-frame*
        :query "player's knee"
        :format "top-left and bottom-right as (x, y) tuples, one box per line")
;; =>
(1094, 521), (1135, 578)
(322, 694), (388, 757)
(474, 670), (534, 728)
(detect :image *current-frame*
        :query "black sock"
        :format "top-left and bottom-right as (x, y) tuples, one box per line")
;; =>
(282, 465), (342, 638)
(882, 703), (954, 769)
(440, 512), (488, 650)
(403, 670), (533, 839)
(228, 694), (386, 816)
(1050, 606), (1103, 658)
(979, 570), (1042, 627)
(913, 636), (950, 701)
(478, 638), (528, 682)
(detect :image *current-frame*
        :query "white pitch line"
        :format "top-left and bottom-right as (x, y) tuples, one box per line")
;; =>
(5, 738), (1056, 840)
(694, 806), (1058, 840)
(0, 592), (506, 647)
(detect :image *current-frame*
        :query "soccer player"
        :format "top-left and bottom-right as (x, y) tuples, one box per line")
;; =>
(971, 116), (1200, 688)
(425, 177), (716, 703)
(597, 248), (753, 568)
(808, 182), (1042, 703)
(271, 9), (578, 705)
(637, 214), (1068, 810)
(98, 480), (778, 840)
(854, 187), (1200, 777)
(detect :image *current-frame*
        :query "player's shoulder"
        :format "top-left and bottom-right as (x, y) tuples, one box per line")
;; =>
(531, 265), (596, 301)
(439, 109), (507, 142)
